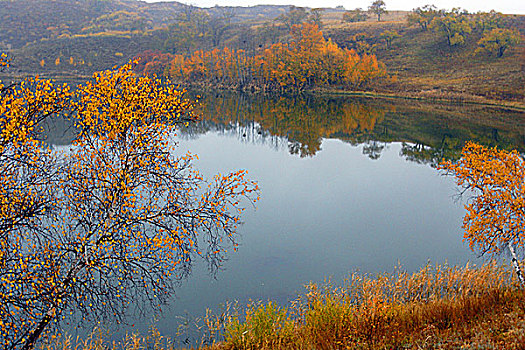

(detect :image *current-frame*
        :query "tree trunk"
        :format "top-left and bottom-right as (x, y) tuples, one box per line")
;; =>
(509, 244), (524, 285)
(22, 307), (56, 350)
(497, 46), (505, 58)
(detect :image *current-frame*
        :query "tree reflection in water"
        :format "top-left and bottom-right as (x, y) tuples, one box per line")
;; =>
(180, 91), (525, 164)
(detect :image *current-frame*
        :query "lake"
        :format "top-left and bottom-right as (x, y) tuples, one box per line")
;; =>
(52, 91), (524, 341)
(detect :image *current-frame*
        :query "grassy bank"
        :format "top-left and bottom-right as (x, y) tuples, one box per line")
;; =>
(42, 261), (525, 350)
(309, 88), (525, 112)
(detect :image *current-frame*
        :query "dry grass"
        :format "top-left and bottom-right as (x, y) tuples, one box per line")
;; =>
(323, 15), (525, 104)
(41, 261), (525, 350)
(210, 261), (525, 349)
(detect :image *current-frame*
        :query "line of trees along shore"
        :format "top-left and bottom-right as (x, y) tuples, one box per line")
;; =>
(135, 23), (387, 92)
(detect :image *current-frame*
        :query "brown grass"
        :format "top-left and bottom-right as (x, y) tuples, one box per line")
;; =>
(323, 15), (525, 104)
(211, 261), (525, 349)
(41, 261), (525, 350)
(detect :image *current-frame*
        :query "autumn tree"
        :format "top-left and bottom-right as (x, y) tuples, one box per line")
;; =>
(0, 52), (9, 75)
(407, 5), (441, 31)
(346, 32), (377, 55)
(380, 30), (401, 49)
(439, 142), (525, 283)
(476, 28), (521, 58)
(0, 58), (258, 349)
(134, 50), (175, 77)
(430, 8), (472, 46)
(368, 0), (387, 22)
(342, 8), (368, 23)
(1, 55), (73, 347)
(167, 23), (386, 92)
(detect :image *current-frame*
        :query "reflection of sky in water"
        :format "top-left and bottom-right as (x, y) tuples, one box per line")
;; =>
(98, 132), (475, 339)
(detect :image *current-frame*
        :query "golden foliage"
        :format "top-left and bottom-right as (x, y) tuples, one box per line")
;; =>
(145, 23), (387, 91)
(439, 142), (525, 255)
(22, 262), (525, 350)
(0, 53), (9, 70)
(0, 60), (258, 350)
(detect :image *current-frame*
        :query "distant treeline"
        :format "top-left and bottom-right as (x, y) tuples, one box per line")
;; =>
(134, 23), (387, 92)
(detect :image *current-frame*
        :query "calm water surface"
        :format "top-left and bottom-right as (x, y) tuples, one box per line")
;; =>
(55, 92), (524, 339)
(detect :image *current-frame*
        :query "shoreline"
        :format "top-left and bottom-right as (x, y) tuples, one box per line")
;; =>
(309, 88), (525, 112)
(2, 72), (524, 111)
(176, 80), (525, 112)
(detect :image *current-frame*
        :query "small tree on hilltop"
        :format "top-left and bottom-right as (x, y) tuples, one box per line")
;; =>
(342, 8), (368, 23)
(407, 5), (441, 31)
(439, 142), (525, 284)
(368, 0), (387, 22)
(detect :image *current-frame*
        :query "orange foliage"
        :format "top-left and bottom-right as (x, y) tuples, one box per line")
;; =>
(0, 60), (258, 349)
(166, 23), (387, 91)
(439, 142), (525, 255)
(134, 50), (175, 77)
(0, 53), (8, 71)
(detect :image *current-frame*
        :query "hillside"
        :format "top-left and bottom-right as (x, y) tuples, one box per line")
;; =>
(325, 14), (525, 102)
(0, 0), (295, 51)
(1, 0), (524, 104)
(0, 0), (157, 49)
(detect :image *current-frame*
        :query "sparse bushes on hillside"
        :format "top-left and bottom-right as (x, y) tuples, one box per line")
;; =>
(342, 8), (368, 23)
(80, 10), (151, 34)
(406, 5), (522, 56)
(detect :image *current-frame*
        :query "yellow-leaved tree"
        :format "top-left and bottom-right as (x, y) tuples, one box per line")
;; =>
(0, 56), (259, 350)
(439, 142), (525, 283)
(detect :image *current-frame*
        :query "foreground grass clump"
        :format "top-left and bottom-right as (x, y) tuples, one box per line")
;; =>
(214, 261), (525, 349)
(41, 261), (525, 350)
